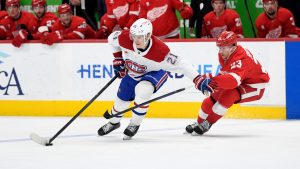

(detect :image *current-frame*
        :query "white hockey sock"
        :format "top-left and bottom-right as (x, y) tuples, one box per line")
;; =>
(109, 97), (130, 124)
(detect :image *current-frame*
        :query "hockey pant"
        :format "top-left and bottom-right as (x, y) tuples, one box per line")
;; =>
(197, 84), (266, 124)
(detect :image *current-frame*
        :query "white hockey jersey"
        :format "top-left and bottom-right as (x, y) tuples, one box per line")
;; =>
(108, 30), (198, 81)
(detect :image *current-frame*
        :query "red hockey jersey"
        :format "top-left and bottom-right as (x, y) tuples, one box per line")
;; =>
(202, 9), (243, 38)
(255, 7), (299, 38)
(105, 0), (139, 32)
(51, 16), (95, 39)
(36, 12), (58, 28)
(212, 45), (270, 90)
(0, 11), (37, 39)
(0, 11), (7, 21)
(139, 0), (186, 38)
(32, 12), (58, 40)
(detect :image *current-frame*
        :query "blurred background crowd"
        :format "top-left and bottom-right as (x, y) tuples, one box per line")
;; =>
(0, 0), (299, 48)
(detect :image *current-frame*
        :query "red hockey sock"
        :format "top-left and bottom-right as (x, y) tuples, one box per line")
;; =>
(198, 97), (215, 123)
(206, 112), (223, 124)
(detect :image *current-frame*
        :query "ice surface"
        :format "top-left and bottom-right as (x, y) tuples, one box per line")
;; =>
(0, 116), (300, 169)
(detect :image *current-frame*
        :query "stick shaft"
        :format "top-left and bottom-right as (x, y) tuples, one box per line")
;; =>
(109, 87), (186, 118)
(49, 75), (118, 143)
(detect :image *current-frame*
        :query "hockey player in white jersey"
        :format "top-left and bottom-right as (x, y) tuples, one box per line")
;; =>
(98, 18), (204, 140)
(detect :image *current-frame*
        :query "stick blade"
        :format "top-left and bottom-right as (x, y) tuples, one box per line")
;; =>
(103, 110), (111, 119)
(30, 133), (53, 146)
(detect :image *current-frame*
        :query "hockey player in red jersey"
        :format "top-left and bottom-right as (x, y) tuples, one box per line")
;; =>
(186, 31), (270, 135)
(98, 18), (203, 140)
(255, 0), (300, 38)
(139, 0), (193, 39)
(41, 3), (96, 45)
(0, 0), (37, 47)
(96, 0), (139, 39)
(201, 0), (243, 38)
(31, 0), (58, 40)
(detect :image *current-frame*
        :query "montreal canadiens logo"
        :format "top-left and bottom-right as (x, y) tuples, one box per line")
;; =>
(125, 60), (147, 74)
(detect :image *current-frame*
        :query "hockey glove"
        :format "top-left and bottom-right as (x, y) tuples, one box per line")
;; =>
(12, 29), (29, 48)
(96, 27), (109, 39)
(42, 30), (63, 46)
(33, 26), (49, 40)
(193, 74), (215, 96)
(180, 6), (193, 19)
(113, 58), (127, 78)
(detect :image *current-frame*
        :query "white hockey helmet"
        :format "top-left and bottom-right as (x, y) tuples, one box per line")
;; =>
(130, 18), (153, 43)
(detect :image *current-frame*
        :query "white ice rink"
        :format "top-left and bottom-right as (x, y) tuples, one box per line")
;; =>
(1, 116), (300, 169)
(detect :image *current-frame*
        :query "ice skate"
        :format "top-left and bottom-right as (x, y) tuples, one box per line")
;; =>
(191, 120), (212, 135)
(123, 123), (140, 140)
(98, 122), (120, 136)
(185, 122), (199, 134)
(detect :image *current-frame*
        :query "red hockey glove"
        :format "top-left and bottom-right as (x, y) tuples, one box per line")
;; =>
(113, 58), (127, 78)
(12, 29), (28, 48)
(193, 74), (217, 96)
(180, 6), (193, 19)
(96, 27), (109, 39)
(34, 26), (50, 40)
(42, 30), (63, 46)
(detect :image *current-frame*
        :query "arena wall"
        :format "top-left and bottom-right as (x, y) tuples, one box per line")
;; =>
(0, 39), (295, 119)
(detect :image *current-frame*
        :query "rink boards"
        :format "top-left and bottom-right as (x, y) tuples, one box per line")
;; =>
(0, 40), (292, 119)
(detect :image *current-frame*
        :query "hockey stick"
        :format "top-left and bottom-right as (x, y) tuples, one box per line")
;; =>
(30, 75), (118, 146)
(80, 0), (98, 30)
(103, 86), (193, 119)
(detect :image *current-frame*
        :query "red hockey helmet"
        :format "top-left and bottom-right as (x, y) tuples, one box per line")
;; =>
(262, 0), (277, 3)
(32, 0), (47, 7)
(6, 0), (20, 7)
(58, 3), (71, 15)
(216, 31), (237, 47)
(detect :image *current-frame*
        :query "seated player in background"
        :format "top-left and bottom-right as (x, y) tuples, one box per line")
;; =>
(0, 0), (37, 48)
(41, 3), (96, 45)
(139, 0), (193, 39)
(201, 0), (243, 38)
(96, 0), (140, 39)
(31, 0), (58, 40)
(97, 18), (204, 140)
(255, 0), (300, 38)
(186, 31), (270, 135)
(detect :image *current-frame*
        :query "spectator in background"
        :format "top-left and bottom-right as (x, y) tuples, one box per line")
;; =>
(189, 0), (212, 38)
(40, 3), (96, 46)
(139, 0), (193, 39)
(256, 0), (299, 38)
(201, 0), (243, 38)
(31, 0), (58, 40)
(96, 0), (139, 39)
(62, 0), (98, 30)
(0, 0), (37, 48)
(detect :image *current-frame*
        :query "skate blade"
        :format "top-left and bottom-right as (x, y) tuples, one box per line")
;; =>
(191, 131), (202, 136)
(123, 135), (132, 140)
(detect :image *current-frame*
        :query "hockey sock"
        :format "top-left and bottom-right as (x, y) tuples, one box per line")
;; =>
(198, 97), (215, 123)
(109, 97), (130, 124)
